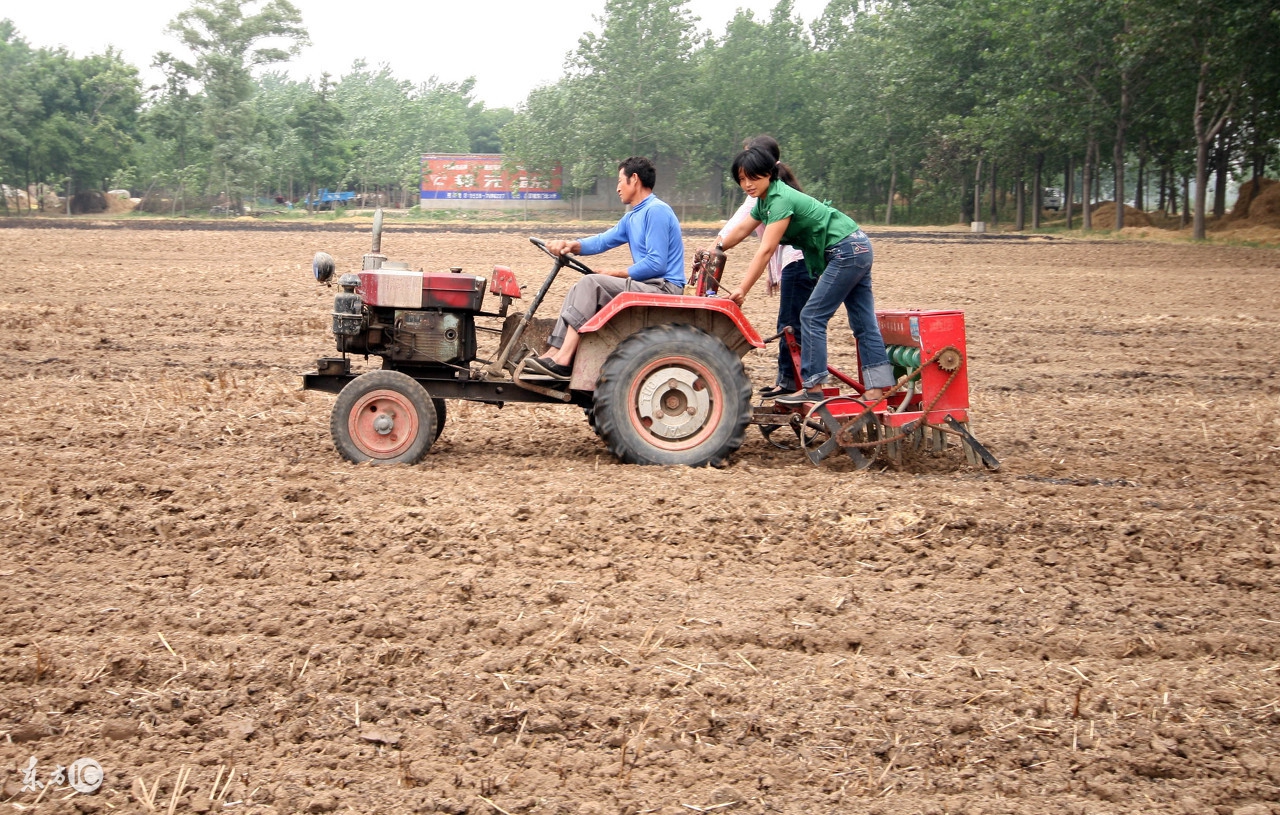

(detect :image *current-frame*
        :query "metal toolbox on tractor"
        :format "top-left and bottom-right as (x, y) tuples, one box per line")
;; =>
(357, 269), (486, 311)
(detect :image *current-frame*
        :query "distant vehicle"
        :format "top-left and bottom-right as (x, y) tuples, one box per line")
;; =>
(304, 188), (357, 210)
(1043, 187), (1064, 211)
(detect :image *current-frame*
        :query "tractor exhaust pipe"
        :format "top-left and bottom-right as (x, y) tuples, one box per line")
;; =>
(363, 208), (385, 270)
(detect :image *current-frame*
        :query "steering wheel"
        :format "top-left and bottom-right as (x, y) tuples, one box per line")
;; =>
(530, 236), (595, 275)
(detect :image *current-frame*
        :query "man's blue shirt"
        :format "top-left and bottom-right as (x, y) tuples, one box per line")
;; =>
(577, 194), (685, 288)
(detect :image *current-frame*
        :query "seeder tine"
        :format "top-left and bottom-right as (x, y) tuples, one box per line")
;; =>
(962, 430), (982, 468)
(880, 419), (902, 466)
(931, 426), (948, 455)
(943, 415), (1001, 471)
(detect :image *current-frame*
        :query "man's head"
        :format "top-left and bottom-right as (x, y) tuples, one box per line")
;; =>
(616, 156), (656, 206)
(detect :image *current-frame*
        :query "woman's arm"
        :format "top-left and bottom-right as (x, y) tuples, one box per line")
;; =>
(728, 218), (789, 305)
(715, 214), (761, 252)
(718, 197), (756, 242)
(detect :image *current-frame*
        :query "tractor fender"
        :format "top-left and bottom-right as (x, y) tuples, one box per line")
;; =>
(571, 292), (764, 391)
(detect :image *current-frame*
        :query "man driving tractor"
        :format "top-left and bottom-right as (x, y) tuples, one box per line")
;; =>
(524, 156), (685, 380)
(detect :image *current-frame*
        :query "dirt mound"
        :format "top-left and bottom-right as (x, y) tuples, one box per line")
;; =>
(137, 194), (171, 214)
(104, 193), (137, 213)
(1090, 200), (1153, 228)
(1224, 177), (1277, 222)
(1146, 210), (1186, 230)
(1208, 177), (1280, 240)
(69, 189), (108, 214)
(1233, 178), (1280, 228)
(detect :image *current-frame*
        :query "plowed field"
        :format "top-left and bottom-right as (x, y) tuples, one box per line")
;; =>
(1, 223), (1278, 815)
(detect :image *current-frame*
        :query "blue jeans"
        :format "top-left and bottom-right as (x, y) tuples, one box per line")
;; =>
(797, 231), (894, 391)
(776, 258), (815, 389)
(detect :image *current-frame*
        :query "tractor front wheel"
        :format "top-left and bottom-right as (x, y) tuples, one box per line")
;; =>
(331, 371), (437, 465)
(593, 324), (751, 467)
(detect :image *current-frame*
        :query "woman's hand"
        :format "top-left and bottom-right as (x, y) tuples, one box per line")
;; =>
(728, 287), (747, 305)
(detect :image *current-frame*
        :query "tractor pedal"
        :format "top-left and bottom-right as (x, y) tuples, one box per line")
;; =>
(513, 359), (572, 402)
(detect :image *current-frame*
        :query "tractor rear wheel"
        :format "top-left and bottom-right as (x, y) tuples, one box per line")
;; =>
(331, 371), (437, 465)
(593, 324), (751, 467)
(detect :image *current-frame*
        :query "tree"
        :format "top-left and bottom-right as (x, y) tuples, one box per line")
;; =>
(289, 73), (350, 211)
(1127, 0), (1277, 237)
(0, 21), (140, 200)
(157, 0), (309, 207)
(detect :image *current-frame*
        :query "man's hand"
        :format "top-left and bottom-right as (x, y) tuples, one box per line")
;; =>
(545, 239), (580, 256)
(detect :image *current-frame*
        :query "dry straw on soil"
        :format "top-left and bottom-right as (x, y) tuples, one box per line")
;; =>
(1217, 177), (1280, 230)
(1090, 201), (1153, 228)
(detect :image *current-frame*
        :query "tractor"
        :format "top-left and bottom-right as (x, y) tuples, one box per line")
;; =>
(303, 211), (999, 471)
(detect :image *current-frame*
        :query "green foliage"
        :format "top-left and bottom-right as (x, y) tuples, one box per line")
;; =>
(5, 0), (1278, 227)
(0, 20), (142, 194)
(155, 0), (309, 205)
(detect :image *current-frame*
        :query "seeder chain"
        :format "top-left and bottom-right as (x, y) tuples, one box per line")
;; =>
(828, 345), (963, 450)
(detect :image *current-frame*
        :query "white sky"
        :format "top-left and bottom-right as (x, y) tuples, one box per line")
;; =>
(6, 0), (830, 110)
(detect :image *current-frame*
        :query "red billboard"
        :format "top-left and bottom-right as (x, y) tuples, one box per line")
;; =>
(420, 154), (562, 201)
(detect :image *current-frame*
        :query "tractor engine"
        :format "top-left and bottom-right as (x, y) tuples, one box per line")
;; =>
(331, 265), (486, 367)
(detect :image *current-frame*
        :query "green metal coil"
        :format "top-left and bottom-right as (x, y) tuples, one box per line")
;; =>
(887, 345), (921, 369)
(886, 344), (922, 382)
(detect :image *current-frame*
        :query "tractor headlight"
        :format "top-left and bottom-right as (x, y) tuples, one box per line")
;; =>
(313, 251), (335, 283)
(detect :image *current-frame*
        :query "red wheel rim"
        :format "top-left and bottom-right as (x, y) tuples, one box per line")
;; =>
(346, 388), (420, 459)
(625, 355), (725, 452)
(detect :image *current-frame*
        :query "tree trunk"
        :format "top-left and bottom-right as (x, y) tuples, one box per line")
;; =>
(885, 165), (896, 225)
(972, 158), (983, 226)
(1192, 60), (1233, 239)
(1083, 141), (1095, 230)
(1015, 173), (1025, 231)
(1182, 172), (1191, 229)
(988, 160), (998, 226)
(1213, 127), (1231, 218)
(1065, 155), (1074, 230)
(1032, 154), (1043, 229)
(1135, 149), (1145, 212)
(1114, 105), (1128, 230)
(1094, 142), (1103, 208)
(1157, 165), (1166, 213)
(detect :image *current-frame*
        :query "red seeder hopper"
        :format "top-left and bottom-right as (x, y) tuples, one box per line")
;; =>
(752, 308), (1000, 470)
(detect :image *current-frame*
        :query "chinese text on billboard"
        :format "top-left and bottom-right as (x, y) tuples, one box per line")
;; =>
(421, 154), (562, 201)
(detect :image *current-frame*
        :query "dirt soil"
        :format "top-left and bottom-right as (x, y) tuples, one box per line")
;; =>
(1, 224), (1279, 815)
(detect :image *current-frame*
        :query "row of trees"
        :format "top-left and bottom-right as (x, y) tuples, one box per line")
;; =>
(505, 0), (1280, 238)
(2, 0), (1278, 236)
(0, 2), (509, 213)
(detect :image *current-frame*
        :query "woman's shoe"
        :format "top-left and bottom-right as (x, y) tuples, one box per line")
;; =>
(774, 389), (824, 406)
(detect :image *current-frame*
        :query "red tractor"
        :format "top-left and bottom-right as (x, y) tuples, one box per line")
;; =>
(303, 213), (998, 471)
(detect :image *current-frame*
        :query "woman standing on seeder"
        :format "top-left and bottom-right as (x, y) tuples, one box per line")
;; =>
(714, 145), (895, 405)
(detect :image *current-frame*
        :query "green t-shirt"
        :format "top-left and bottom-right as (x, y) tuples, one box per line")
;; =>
(750, 181), (860, 278)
